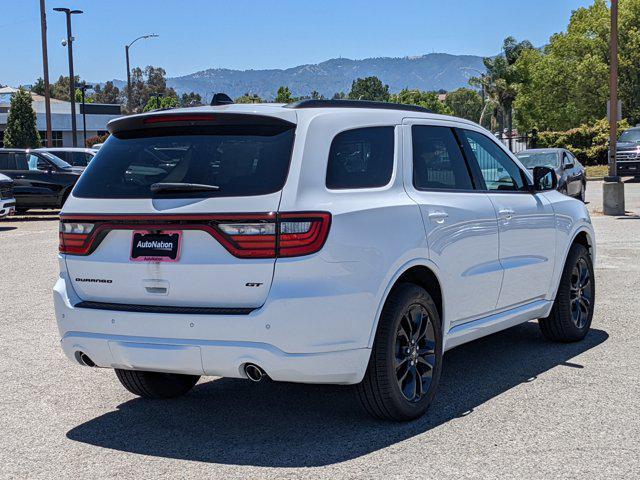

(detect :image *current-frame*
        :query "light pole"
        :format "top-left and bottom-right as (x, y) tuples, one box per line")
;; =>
(77, 83), (92, 146)
(603, 0), (625, 215)
(54, 7), (82, 147)
(39, 0), (53, 147)
(125, 34), (158, 112)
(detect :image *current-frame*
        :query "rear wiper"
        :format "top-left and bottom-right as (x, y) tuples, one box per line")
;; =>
(150, 182), (220, 193)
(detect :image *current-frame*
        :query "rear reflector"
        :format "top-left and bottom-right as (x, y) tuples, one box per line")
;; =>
(59, 212), (331, 258)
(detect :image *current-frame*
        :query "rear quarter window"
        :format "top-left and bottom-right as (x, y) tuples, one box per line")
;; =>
(326, 127), (394, 189)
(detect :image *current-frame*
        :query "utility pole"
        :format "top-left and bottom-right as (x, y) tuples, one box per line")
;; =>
(54, 7), (83, 147)
(125, 34), (159, 112)
(39, 0), (53, 147)
(603, 0), (625, 215)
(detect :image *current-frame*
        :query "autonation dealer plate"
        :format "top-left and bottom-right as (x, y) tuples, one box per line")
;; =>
(130, 230), (182, 262)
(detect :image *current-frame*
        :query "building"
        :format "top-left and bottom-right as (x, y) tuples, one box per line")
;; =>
(0, 87), (121, 147)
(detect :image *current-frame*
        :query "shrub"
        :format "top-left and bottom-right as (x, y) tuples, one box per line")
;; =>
(536, 118), (630, 165)
(86, 132), (109, 148)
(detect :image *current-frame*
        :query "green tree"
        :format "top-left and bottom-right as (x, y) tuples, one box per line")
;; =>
(444, 88), (484, 122)
(3, 88), (41, 148)
(93, 81), (121, 104)
(348, 76), (390, 101)
(31, 77), (46, 96)
(50, 75), (82, 101)
(390, 89), (452, 114)
(275, 86), (294, 103)
(180, 92), (203, 107)
(332, 91), (346, 100)
(472, 36), (533, 135)
(143, 95), (179, 112)
(510, 0), (640, 130)
(235, 92), (263, 103)
(127, 66), (177, 113)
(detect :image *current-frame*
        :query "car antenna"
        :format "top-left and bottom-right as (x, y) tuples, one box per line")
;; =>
(210, 93), (234, 106)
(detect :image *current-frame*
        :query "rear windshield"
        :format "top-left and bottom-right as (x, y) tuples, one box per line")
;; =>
(73, 124), (295, 198)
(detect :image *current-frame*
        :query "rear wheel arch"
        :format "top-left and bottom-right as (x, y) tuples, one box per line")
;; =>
(368, 262), (444, 348)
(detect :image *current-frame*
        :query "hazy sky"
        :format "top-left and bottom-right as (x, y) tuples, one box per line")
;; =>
(0, 0), (592, 86)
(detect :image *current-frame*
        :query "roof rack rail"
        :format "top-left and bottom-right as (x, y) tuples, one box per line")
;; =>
(284, 99), (433, 114)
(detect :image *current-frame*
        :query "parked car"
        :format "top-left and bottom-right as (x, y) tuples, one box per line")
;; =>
(54, 100), (595, 421)
(516, 148), (587, 202)
(615, 127), (640, 178)
(0, 148), (81, 213)
(0, 172), (16, 218)
(36, 147), (96, 173)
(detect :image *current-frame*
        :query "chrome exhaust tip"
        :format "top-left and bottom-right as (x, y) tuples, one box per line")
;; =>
(244, 363), (265, 382)
(75, 351), (96, 367)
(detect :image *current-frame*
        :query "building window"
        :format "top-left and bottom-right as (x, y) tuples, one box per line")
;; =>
(39, 131), (63, 147)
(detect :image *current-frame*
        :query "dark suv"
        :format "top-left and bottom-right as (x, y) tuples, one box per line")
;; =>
(0, 148), (81, 213)
(616, 127), (640, 178)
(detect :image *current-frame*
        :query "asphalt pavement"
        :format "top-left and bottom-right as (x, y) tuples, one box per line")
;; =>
(0, 183), (639, 479)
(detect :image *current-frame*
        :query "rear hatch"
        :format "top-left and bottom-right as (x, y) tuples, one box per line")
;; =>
(61, 112), (298, 309)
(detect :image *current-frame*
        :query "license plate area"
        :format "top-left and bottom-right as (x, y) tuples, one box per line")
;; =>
(130, 230), (182, 262)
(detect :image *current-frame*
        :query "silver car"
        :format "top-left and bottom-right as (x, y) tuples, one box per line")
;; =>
(516, 148), (586, 202)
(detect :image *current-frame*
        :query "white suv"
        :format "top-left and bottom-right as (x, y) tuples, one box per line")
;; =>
(54, 100), (595, 421)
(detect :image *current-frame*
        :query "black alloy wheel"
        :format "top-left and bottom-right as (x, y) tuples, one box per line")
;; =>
(394, 304), (437, 402)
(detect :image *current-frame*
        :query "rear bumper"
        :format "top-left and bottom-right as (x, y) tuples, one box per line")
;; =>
(53, 273), (372, 384)
(60, 331), (369, 384)
(0, 198), (15, 217)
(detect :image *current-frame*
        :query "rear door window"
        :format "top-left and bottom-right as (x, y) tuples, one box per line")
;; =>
(73, 123), (295, 198)
(326, 127), (394, 189)
(412, 126), (473, 190)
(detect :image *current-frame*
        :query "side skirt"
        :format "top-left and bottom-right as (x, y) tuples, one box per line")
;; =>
(444, 299), (553, 351)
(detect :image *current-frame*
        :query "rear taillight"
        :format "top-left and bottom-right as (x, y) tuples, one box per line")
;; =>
(216, 212), (331, 258)
(59, 222), (95, 254)
(278, 213), (331, 258)
(58, 212), (331, 259)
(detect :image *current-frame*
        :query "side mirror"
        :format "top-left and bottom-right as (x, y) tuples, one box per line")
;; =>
(563, 161), (575, 170)
(532, 166), (557, 192)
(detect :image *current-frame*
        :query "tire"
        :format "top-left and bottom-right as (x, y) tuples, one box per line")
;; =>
(539, 243), (594, 342)
(357, 283), (443, 421)
(115, 369), (200, 399)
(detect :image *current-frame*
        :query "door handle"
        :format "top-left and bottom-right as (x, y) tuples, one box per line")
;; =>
(428, 211), (449, 224)
(498, 208), (515, 220)
(13, 175), (25, 179)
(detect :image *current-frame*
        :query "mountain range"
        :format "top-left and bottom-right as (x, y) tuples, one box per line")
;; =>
(108, 53), (486, 101)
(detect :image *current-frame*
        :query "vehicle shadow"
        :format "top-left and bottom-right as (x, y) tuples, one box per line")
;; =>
(67, 322), (608, 467)
(0, 226), (17, 231)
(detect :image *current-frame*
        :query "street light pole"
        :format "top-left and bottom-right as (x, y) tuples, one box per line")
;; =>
(125, 34), (159, 112)
(39, 0), (53, 148)
(54, 7), (83, 147)
(603, 0), (625, 215)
